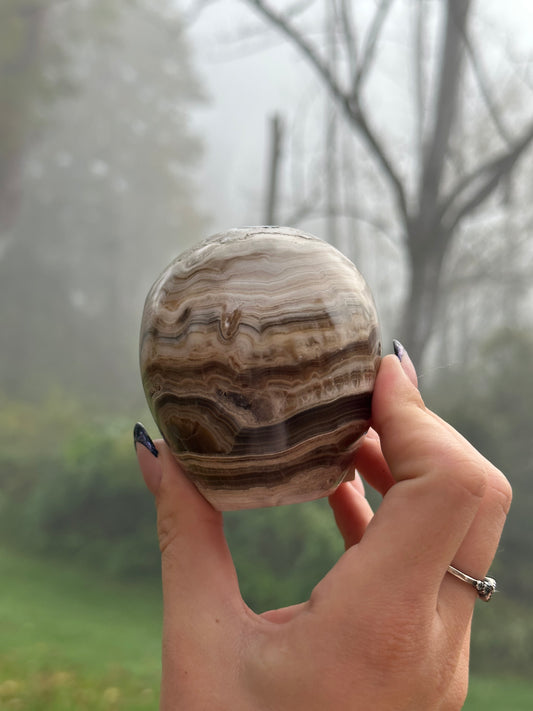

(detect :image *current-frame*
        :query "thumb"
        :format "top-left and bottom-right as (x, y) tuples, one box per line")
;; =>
(134, 424), (241, 617)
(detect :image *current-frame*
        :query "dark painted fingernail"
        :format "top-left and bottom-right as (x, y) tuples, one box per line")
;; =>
(393, 339), (405, 361)
(392, 339), (418, 388)
(134, 422), (159, 457)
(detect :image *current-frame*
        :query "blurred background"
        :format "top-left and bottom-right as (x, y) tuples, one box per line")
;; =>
(0, 1), (532, 708)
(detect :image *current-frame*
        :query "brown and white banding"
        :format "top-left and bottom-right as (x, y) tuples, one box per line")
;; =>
(140, 226), (381, 510)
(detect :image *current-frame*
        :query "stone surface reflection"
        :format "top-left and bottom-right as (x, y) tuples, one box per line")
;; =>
(140, 226), (381, 510)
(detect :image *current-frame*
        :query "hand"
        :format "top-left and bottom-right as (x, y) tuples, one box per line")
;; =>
(135, 353), (511, 711)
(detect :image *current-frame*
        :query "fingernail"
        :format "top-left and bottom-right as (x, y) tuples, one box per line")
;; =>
(133, 422), (159, 457)
(353, 470), (366, 497)
(392, 339), (405, 361)
(392, 340), (418, 388)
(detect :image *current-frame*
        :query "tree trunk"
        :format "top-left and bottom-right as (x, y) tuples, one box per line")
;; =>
(401, 0), (471, 367)
(264, 114), (283, 224)
(240, 0), (533, 368)
(401, 227), (449, 368)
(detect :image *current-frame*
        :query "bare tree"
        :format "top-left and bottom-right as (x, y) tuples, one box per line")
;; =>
(204, 0), (533, 366)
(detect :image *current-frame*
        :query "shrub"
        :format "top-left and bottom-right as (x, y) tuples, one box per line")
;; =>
(0, 394), (160, 578)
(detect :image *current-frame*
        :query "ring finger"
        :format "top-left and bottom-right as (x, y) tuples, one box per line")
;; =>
(438, 462), (512, 621)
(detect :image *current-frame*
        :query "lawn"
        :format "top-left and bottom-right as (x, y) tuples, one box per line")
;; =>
(0, 545), (162, 709)
(0, 545), (530, 710)
(466, 676), (533, 710)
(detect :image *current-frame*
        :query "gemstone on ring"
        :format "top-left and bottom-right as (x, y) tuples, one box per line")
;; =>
(447, 565), (497, 602)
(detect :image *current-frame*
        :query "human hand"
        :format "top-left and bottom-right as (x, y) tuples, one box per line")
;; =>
(135, 349), (511, 711)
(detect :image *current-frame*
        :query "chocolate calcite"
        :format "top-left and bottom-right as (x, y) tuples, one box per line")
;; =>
(139, 226), (381, 510)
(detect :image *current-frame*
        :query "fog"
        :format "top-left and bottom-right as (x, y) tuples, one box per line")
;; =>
(1, 1), (533, 699)
(191, 0), (533, 228)
(188, 1), (533, 361)
(1, 0), (532, 399)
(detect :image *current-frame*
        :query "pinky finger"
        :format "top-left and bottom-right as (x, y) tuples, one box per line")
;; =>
(329, 476), (374, 549)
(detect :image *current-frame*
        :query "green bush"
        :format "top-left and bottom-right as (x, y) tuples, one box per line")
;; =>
(470, 598), (533, 677)
(426, 327), (533, 676)
(0, 394), (160, 578)
(225, 500), (344, 612)
(2, 326), (533, 677)
(0, 392), (344, 605)
(426, 327), (533, 604)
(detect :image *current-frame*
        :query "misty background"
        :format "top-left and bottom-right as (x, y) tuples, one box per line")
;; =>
(1, 1), (532, 707)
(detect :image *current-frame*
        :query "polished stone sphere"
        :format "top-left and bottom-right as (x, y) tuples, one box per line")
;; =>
(139, 226), (381, 510)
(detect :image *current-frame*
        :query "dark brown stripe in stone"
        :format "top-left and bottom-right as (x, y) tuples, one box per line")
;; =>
(179, 427), (363, 491)
(155, 391), (371, 457)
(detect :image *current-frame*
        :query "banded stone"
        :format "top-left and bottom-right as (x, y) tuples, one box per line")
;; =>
(139, 226), (381, 510)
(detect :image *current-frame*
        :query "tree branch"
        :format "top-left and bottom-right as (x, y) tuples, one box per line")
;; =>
(352, 0), (395, 93)
(243, 0), (345, 101)
(284, 201), (399, 249)
(343, 100), (409, 222)
(284, 0), (317, 20)
(462, 24), (514, 147)
(241, 0), (409, 224)
(413, 0), (426, 164)
(443, 120), (533, 231)
(338, 0), (358, 80)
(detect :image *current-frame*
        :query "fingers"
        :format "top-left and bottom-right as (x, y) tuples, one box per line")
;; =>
(353, 431), (395, 497)
(134, 428), (242, 617)
(392, 338), (418, 387)
(329, 475), (374, 549)
(438, 461), (511, 618)
(135, 427), (254, 708)
(342, 355), (491, 608)
(134, 424), (161, 494)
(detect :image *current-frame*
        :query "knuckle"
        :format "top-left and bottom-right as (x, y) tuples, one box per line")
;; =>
(157, 511), (181, 555)
(488, 467), (513, 516)
(444, 450), (488, 502)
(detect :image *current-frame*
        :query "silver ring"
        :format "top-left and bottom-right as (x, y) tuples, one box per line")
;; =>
(447, 565), (497, 602)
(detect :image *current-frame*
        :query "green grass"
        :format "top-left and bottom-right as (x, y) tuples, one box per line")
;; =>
(0, 545), (162, 709)
(465, 676), (533, 710)
(1, 545), (532, 710)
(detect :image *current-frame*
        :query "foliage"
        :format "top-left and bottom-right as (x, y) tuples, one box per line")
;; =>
(464, 676), (533, 711)
(426, 327), (533, 605)
(470, 598), (533, 678)
(0, 326), (532, 674)
(0, 393), (161, 579)
(225, 500), (343, 612)
(1, 545), (533, 710)
(0, 391), (344, 606)
(0, 545), (161, 710)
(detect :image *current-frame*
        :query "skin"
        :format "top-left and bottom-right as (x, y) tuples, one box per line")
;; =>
(135, 354), (512, 711)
